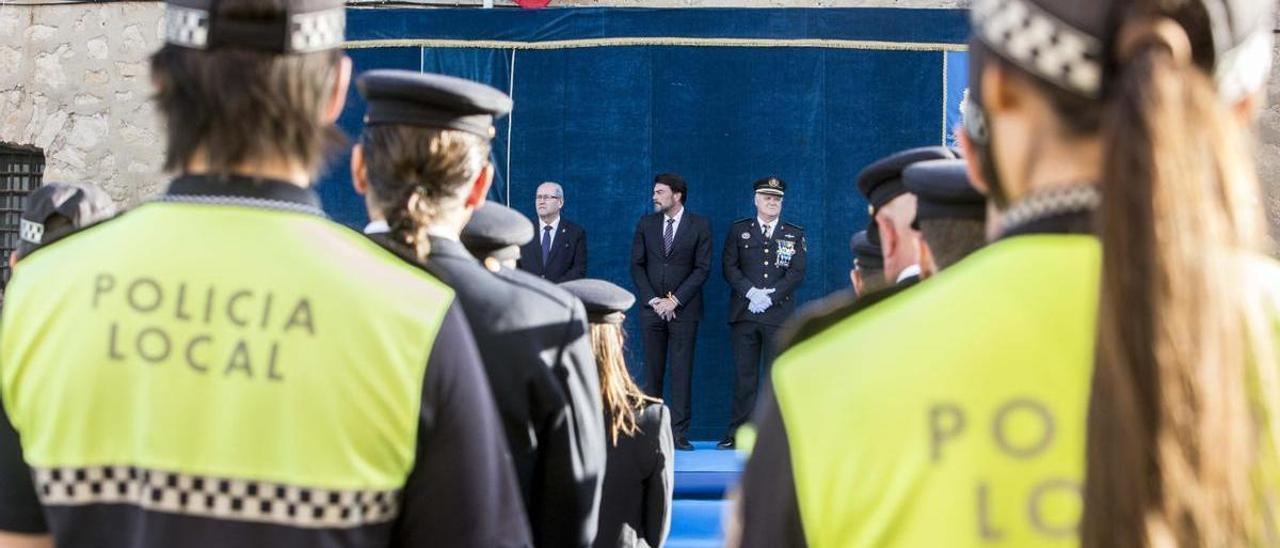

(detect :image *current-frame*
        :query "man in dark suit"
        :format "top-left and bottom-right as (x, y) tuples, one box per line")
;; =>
(352, 70), (606, 548)
(519, 181), (588, 282)
(720, 176), (806, 449)
(630, 173), (711, 451)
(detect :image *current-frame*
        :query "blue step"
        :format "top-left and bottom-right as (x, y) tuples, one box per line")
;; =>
(673, 441), (743, 500)
(667, 499), (725, 548)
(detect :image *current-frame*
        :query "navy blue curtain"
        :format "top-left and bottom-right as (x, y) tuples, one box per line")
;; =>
(320, 7), (969, 439)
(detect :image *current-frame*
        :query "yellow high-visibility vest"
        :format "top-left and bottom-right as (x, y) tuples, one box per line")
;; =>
(775, 234), (1099, 547)
(0, 199), (454, 525)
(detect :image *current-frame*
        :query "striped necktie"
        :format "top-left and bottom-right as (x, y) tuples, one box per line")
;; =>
(663, 218), (675, 255)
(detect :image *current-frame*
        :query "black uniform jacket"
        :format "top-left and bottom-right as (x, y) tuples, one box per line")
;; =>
(594, 402), (673, 548)
(371, 234), (606, 548)
(518, 219), (588, 283)
(630, 212), (713, 321)
(722, 219), (807, 326)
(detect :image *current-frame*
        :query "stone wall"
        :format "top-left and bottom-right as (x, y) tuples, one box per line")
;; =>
(0, 2), (166, 205)
(1, 1), (1278, 215)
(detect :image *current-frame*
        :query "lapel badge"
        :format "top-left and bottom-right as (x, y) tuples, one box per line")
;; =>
(741, 232), (750, 240)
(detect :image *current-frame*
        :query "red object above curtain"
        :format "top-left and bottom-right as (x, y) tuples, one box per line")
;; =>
(514, 0), (550, 7)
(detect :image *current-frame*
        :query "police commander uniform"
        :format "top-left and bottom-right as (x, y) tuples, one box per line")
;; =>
(720, 177), (805, 448)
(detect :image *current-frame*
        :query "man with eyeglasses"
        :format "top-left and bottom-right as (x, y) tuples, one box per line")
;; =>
(519, 181), (588, 283)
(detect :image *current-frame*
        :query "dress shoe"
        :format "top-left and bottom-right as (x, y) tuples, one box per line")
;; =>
(675, 438), (694, 451)
(716, 436), (735, 450)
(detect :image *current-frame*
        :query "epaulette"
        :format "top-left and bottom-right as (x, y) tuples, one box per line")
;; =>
(783, 221), (804, 231)
(732, 217), (752, 225)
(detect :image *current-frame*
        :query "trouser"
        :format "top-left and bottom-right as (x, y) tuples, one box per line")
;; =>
(728, 320), (779, 433)
(641, 313), (698, 438)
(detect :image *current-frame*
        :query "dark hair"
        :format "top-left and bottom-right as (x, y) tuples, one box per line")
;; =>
(970, 2), (1280, 546)
(360, 124), (490, 260)
(654, 173), (687, 204)
(149, 0), (345, 176)
(918, 218), (986, 270)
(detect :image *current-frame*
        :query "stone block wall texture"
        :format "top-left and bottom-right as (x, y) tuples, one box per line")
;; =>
(0, 2), (166, 206)
(1, 1), (1278, 218)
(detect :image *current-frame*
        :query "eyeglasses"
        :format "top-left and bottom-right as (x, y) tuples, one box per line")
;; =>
(535, 195), (561, 201)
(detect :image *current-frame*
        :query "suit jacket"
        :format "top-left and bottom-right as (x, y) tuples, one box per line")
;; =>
(630, 211), (713, 321)
(372, 234), (606, 548)
(594, 402), (673, 548)
(722, 218), (807, 326)
(519, 218), (588, 283)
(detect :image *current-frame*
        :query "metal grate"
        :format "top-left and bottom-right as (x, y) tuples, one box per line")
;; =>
(0, 143), (45, 285)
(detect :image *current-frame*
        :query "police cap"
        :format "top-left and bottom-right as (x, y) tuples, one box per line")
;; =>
(17, 182), (117, 258)
(559, 279), (636, 325)
(851, 230), (883, 271)
(358, 70), (513, 139)
(754, 176), (786, 197)
(903, 159), (985, 228)
(461, 202), (534, 264)
(856, 146), (956, 215)
(163, 0), (346, 54)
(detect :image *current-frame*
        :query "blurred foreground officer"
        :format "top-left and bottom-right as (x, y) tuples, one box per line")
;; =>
(0, 2), (529, 547)
(519, 182), (588, 282)
(901, 159), (987, 278)
(856, 146), (957, 286)
(560, 279), (673, 548)
(720, 177), (805, 449)
(8, 182), (117, 271)
(462, 203), (535, 271)
(352, 70), (605, 548)
(774, 228), (882, 353)
(738, 0), (1280, 545)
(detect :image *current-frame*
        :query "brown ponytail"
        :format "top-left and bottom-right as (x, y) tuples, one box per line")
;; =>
(1083, 16), (1276, 547)
(359, 125), (491, 261)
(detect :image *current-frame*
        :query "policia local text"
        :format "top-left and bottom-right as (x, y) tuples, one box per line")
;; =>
(94, 274), (316, 382)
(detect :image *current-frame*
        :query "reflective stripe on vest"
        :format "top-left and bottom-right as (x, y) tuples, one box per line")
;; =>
(774, 235), (1100, 547)
(0, 201), (454, 528)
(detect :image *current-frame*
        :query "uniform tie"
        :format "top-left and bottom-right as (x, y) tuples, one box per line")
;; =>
(541, 225), (552, 263)
(663, 218), (675, 256)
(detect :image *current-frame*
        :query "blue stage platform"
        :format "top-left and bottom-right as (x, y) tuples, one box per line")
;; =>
(668, 441), (743, 547)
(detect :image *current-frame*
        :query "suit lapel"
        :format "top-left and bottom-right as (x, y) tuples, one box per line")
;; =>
(547, 224), (570, 265)
(671, 213), (694, 255)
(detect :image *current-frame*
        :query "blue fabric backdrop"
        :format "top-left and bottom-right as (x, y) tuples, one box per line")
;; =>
(323, 7), (970, 439)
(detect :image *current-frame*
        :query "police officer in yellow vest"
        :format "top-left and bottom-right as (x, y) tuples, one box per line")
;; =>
(0, 1), (530, 547)
(736, 0), (1279, 544)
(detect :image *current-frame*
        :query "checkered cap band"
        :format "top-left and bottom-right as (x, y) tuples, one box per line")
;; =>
(164, 5), (210, 49)
(972, 0), (1104, 98)
(34, 465), (401, 529)
(291, 8), (346, 53)
(18, 219), (44, 245)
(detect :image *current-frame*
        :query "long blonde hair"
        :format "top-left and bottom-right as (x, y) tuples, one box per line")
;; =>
(590, 323), (661, 445)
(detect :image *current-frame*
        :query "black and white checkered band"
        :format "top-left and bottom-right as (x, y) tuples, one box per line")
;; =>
(164, 5), (345, 53)
(291, 9), (346, 53)
(159, 194), (328, 218)
(998, 184), (1100, 235)
(34, 465), (401, 529)
(18, 219), (44, 245)
(164, 5), (210, 49)
(971, 0), (1104, 98)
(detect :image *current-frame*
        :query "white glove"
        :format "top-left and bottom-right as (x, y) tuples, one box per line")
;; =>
(748, 298), (765, 314)
(756, 294), (774, 312)
(745, 287), (763, 301)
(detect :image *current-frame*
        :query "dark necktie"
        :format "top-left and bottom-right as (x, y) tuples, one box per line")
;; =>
(663, 218), (675, 256)
(541, 225), (552, 263)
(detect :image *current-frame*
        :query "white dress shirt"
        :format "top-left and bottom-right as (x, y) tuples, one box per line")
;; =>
(539, 215), (561, 249)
